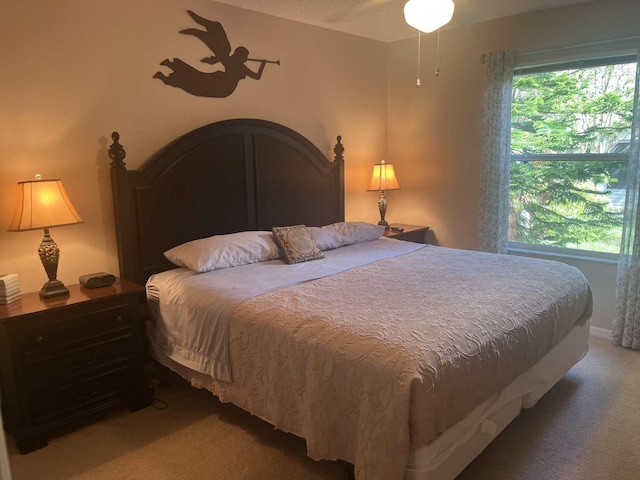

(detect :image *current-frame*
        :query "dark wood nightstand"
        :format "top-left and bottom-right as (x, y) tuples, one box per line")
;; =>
(384, 224), (431, 244)
(0, 279), (152, 453)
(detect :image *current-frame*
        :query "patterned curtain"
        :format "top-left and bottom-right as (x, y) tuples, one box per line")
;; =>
(477, 50), (514, 254)
(613, 51), (640, 349)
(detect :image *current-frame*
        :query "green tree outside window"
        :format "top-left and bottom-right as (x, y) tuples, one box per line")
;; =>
(509, 61), (636, 253)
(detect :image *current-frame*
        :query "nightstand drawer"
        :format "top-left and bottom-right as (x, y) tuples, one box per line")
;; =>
(28, 367), (133, 424)
(393, 230), (426, 243)
(20, 304), (132, 358)
(0, 280), (152, 453)
(24, 334), (136, 393)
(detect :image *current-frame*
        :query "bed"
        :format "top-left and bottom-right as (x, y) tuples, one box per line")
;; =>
(108, 118), (592, 480)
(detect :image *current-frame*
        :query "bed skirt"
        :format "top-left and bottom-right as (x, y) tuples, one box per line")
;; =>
(147, 320), (590, 480)
(405, 320), (590, 480)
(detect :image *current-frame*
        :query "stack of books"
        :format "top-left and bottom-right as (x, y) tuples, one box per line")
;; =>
(0, 274), (21, 305)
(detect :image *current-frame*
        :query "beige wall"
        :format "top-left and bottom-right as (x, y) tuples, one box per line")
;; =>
(2, 0), (637, 330)
(386, 0), (640, 329)
(0, 0), (388, 293)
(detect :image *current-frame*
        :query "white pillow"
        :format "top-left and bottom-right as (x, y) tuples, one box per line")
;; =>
(164, 231), (281, 272)
(308, 222), (385, 251)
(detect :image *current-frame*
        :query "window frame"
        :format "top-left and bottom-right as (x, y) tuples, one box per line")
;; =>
(507, 50), (638, 259)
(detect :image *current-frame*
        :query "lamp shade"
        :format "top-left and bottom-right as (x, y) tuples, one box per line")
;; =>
(8, 178), (83, 232)
(368, 161), (401, 192)
(404, 0), (455, 33)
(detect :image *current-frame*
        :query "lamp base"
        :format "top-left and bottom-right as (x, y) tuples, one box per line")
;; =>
(377, 191), (390, 228)
(40, 280), (69, 298)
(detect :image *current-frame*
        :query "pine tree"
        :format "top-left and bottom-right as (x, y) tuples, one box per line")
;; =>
(509, 63), (635, 251)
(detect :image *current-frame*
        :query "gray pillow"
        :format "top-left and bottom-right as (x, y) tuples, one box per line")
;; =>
(271, 225), (325, 264)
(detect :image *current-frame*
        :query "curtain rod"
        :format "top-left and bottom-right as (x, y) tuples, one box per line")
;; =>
(517, 35), (639, 58)
(481, 35), (639, 64)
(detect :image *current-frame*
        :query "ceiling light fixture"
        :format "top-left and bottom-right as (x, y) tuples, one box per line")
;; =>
(404, 0), (454, 85)
(404, 0), (455, 33)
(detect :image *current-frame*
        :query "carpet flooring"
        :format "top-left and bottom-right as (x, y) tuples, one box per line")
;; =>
(7, 336), (640, 480)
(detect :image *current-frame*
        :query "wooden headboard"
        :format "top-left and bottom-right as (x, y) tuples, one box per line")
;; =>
(109, 118), (345, 285)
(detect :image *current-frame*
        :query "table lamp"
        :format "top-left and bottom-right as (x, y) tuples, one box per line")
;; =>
(8, 175), (83, 298)
(367, 160), (401, 227)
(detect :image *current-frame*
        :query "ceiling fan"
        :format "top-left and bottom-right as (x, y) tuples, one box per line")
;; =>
(323, 0), (455, 33)
(404, 0), (455, 32)
(322, 0), (456, 85)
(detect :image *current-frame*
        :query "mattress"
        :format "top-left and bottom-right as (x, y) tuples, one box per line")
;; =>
(146, 240), (593, 480)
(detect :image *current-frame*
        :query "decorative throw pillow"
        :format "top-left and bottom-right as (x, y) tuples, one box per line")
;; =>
(308, 222), (385, 250)
(164, 231), (281, 273)
(271, 225), (325, 264)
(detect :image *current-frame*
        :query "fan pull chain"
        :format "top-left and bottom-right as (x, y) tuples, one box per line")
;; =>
(435, 29), (441, 77)
(416, 29), (421, 88)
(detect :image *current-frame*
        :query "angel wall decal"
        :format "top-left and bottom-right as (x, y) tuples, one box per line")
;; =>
(154, 10), (280, 98)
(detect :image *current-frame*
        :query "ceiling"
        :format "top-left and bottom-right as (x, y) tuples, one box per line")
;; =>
(214, 0), (595, 43)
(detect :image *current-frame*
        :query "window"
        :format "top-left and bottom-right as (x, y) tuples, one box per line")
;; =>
(509, 55), (637, 254)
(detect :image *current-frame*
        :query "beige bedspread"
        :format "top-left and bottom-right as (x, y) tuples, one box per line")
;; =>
(179, 247), (592, 480)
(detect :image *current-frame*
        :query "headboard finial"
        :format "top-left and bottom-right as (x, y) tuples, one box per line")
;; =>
(109, 131), (127, 168)
(334, 135), (344, 163)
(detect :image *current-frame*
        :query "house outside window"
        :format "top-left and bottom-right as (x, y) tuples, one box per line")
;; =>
(508, 53), (638, 256)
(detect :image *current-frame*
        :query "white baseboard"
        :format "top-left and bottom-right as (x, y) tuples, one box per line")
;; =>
(589, 326), (611, 340)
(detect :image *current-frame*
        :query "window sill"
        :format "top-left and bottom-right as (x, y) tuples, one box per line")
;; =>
(508, 242), (619, 265)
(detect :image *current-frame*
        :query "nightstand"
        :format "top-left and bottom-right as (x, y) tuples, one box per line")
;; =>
(0, 279), (152, 453)
(384, 224), (431, 244)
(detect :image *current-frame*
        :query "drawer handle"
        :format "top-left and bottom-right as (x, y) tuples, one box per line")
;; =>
(116, 315), (124, 323)
(69, 351), (98, 369)
(35, 336), (44, 344)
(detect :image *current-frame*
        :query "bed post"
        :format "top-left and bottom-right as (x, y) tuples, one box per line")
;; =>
(334, 135), (346, 222)
(109, 132), (138, 282)
(334, 135), (344, 163)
